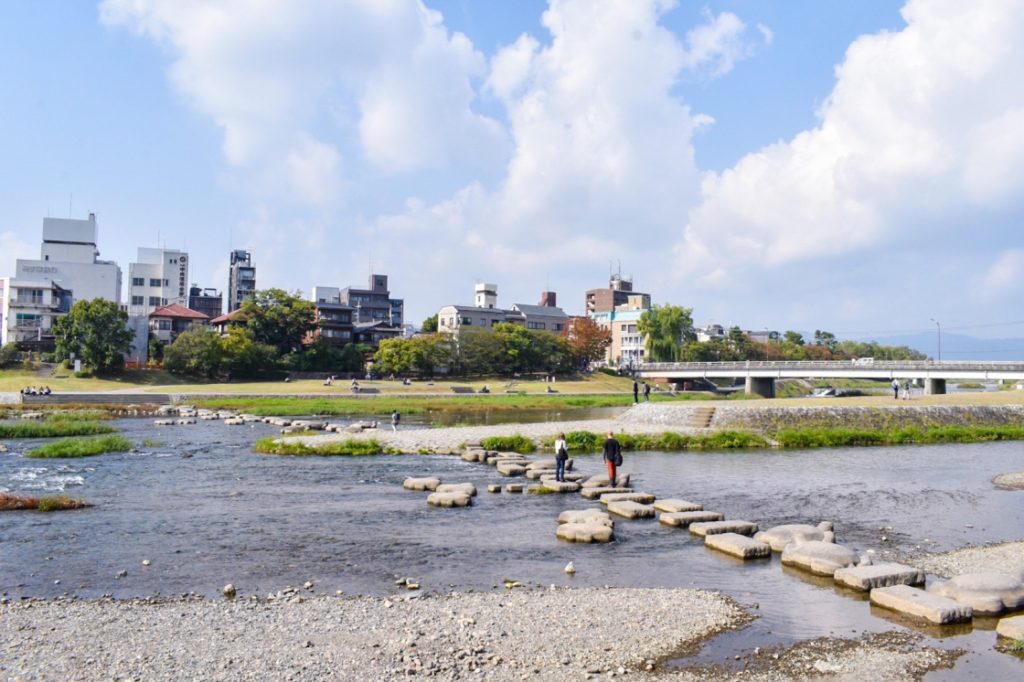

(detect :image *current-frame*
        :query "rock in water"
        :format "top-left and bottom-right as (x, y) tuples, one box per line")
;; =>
(564, 561), (576, 575)
(223, 584), (237, 599)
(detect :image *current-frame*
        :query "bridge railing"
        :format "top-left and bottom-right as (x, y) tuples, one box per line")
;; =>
(640, 360), (1024, 372)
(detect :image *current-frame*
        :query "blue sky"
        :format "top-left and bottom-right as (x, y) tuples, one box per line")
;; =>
(2, 0), (1022, 344)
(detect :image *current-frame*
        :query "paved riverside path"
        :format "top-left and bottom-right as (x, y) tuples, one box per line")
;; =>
(285, 403), (708, 453)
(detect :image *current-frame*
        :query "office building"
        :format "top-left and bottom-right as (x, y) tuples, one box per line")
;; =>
(128, 247), (189, 316)
(437, 284), (567, 336)
(227, 250), (256, 312)
(188, 286), (223, 320)
(313, 274), (403, 328)
(585, 273), (650, 315)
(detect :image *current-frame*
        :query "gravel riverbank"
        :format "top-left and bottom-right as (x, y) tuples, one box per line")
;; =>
(911, 540), (1024, 579)
(1, 587), (744, 681)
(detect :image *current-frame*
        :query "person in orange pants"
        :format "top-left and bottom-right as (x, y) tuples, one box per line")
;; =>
(603, 431), (622, 488)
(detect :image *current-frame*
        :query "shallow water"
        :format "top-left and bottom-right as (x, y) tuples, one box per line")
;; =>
(1, 417), (1023, 677)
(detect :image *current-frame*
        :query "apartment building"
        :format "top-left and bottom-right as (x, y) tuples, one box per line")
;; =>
(227, 250), (256, 312)
(127, 247), (189, 316)
(188, 286), (223, 320)
(437, 284), (567, 336)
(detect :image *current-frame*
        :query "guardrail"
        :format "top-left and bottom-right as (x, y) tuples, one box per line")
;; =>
(641, 360), (1024, 372)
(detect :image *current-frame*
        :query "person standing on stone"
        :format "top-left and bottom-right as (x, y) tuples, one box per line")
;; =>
(643, 382), (651, 402)
(603, 431), (622, 488)
(891, 378), (899, 400)
(391, 410), (400, 431)
(632, 380), (639, 404)
(554, 432), (569, 482)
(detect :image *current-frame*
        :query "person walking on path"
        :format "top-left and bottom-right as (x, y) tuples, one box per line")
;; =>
(632, 380), (639, 404)
(891, 379), (899, 400)
(603, 431), (622, 488)
(391, 410), (400, 431)
(643, 382), (651, 402)
(903, 379), (912, 400)
(554, 432), (569, 482)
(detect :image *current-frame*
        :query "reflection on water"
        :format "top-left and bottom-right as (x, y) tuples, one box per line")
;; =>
(1, 417), (1023, 676)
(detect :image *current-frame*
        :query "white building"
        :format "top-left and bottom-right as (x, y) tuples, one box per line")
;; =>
(128, 247), (189, 316)
(437, 283), (567, 336)
(3, 214), (122, 347)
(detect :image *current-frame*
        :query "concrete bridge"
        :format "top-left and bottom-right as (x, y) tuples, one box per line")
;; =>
(638, 360), (1024, 397)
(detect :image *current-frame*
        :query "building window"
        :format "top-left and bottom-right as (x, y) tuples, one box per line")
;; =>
(527, 321), (546, 330)
(157, 320), (172, 330)
(553, 323), (563, 331)
(148, 297), (162, 306)
(16, 289), (45, 305)
(131, 296), (144, 305)
(461, 316), (472, 325)
(148, 278), (161, 287)
(132, 277), (145, 287)
(15, 313), (42, 327)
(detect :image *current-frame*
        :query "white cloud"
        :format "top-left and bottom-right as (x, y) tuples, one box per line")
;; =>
(100, 0), (507, 204)
(680, 10), (755, 78)
(681, 0), (1024, 285)
(979, 249), (1024, 298)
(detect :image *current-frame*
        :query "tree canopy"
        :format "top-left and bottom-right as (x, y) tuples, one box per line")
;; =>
(421, 314), (438, 333)
(638, 305), (695, 363)
(52, 299), (134, 373)
(241, 289), (316, 354)
(562, 317), (611, 368)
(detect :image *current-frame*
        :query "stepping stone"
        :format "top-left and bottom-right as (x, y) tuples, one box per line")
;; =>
(557, 509), (614, 527)
(505, 483), (526, 493)
(529, 481), (580, 493)
(833, 563), (925, 592)
(653, 499), (703, 513)
(705, 533), (771, 560)
(581, 473), (631, 488)
(461, 450), (486, 462)
(435, 483), (477, 497)
(780, 540), (857, 576)
(870, 585), (973, 625)
(606, 500), (656, 520)
(496, 462), (528, 476)
(556, 522), (615, 543)
(525, 468), (557, 480)
(403, 477), (441, 491)
(599, 492), (655, 505)
(486, 453), (525, 466)
(426, 492), (472, 508)
(689, 520), (758, 537)
(486, 484), (501, 493)
(540, 473), (585, 484)
(659, 511), (725, 527)
(755, 522), (834, 551)
(580, 487), (632, 500)
(927, 572), (1024, 616)
(996, 614), (1024, 640)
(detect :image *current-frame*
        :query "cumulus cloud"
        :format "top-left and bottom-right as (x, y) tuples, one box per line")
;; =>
(100, 0), (507, 205)
(680, 0), (1024, 287)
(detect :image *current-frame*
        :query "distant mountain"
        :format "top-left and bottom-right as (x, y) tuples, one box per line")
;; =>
(852, 332), (1024, 361)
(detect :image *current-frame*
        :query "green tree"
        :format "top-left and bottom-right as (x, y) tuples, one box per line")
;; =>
(421, 314), (438, 333)
(52, 299), (134, 373)
(374, 338), (416, 375)
(241, 289), (316, 354)
(163, 328), (224, 378)
(813, 330), (838, 352)
(456, 328), (506, 375)
(220, 327), (276, 378)
(638, 305), (695, 362)
(783, 330), (805, 346)
(0, 342), (20, 368)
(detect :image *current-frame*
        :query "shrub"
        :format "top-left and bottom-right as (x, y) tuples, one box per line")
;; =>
(26, 435), (133, 458)
(480, 435), (534, 453)
(37, 495), (93, 512)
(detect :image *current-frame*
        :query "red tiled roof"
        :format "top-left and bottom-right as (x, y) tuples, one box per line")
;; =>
(149, 303), (209, 320)
(210, 309), (248, 325)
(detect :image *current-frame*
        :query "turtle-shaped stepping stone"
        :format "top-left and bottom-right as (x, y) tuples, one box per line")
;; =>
(755, 522), (834, 551)
(403, 477), (441, 491)
(557, 509), (614, 527)
(556, 522), (614, 543)
(928, 572), (1024, 616)
(427, 492), (472, 508)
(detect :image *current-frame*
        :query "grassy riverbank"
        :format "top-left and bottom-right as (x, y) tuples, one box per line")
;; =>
(0, 421), (117, 439)
(26, 435), (133, 459)
(770, 424), (1024, 448)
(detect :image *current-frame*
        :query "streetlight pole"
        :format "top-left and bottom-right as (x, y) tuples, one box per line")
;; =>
(929, 318), (941, 362)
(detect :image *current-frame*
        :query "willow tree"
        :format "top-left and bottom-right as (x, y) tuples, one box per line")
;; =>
(638, 305), (695, 363)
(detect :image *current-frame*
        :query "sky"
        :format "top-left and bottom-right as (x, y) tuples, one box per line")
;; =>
(2, 0), (1023, 343)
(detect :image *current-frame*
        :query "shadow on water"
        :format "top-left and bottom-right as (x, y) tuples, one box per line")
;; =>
(1, 416), (1023, 677)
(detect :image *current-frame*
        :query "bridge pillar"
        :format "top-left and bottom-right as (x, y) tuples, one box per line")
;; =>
(924, 378), (946, 395)
(745, 377), (775, 398)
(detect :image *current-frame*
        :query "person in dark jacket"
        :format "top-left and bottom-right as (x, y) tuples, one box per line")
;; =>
(643, 382), (651, 401)
(632, 380), (639, 404)
(603, 431), (622, 487)
(553, 432), (569, 482)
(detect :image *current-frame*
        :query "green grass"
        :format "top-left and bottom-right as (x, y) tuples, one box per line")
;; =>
(44, 410), (115, 422)
(0, 421), (117, 439)
(770, 424), (1024, 448)
(539, 430), (769, 452)
(480, 434), (535, 453)
(37, 494), (92, 511)
(253, 437), (382, 456)
(26, 435), (133, 458)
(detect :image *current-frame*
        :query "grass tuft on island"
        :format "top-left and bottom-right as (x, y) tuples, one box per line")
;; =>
(534, 430), (769, 453)
(0, 421), (117, 439)
(254, 437), (382, 456)
(26, 435), (133, 459)
(0, 492), (93, 511)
